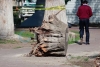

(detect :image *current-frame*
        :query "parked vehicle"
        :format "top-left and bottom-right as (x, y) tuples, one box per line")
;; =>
(19, 1), (36, 20)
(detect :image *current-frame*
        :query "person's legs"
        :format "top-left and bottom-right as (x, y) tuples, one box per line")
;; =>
(85, 19), (90, 44)
(79, 19), (84, 44)
(79, 19), (84, 39)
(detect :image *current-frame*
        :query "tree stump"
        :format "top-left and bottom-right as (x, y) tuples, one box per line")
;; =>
(28, 14), (68, 57)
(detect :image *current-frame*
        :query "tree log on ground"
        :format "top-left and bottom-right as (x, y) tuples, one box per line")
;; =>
(27, 0), (68, 57)
(28, 14), (68, 57)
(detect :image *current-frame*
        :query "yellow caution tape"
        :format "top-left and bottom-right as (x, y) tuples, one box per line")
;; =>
(20, 5), (66, 10)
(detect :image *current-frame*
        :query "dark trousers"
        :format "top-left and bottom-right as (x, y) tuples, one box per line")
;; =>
(79, 19), (90, 43)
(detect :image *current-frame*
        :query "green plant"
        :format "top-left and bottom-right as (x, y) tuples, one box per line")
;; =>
(68, 31), (80, 44)
(13, 11), (21, 27)
(84, 57), (89, 62)
(77, 56), (81, 59)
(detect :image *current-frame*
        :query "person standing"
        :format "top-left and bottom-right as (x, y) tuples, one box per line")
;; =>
(77, 0), (93, 45)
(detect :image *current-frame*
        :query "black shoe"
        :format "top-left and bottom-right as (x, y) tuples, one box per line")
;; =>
(86, 42), (90, 45)
(79, 42), (82, 45)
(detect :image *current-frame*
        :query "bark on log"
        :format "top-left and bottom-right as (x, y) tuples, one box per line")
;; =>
(42, 15), (67, 33)
(40, 43), (64, 50)
(28, 14), (68, 57)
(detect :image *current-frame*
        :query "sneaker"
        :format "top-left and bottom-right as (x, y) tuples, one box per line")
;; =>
(79, 42), (82, 45)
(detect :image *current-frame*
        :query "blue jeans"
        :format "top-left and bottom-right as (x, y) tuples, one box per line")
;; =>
(79, 19), (90, 43)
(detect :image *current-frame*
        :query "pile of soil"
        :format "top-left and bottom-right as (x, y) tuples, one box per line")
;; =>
(67, 56), (95, 67)
(71, 61), (95, 67)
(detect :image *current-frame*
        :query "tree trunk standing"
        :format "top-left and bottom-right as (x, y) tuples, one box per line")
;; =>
(44, 0), (68, 24)
(0, 0), (14, 39)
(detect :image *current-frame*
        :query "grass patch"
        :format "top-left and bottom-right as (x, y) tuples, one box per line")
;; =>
(15, 30), (33, 38)
(68, 31), (80, 44)
(15, 30), (34, 43)
(15, 30), (79, 44)
(0, 30), (33, 44)
(68, 56), (89, 62)
(66, 56), (93, 67)
(71, 31), (79, 34)
(0, 39), (18, 44)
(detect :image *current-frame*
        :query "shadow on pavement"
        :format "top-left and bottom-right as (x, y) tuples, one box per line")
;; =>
(74, 41), (86, 45)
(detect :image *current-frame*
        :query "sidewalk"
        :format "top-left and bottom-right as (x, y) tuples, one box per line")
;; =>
(67, 27), (100, 57)
(0, 27), (100, 67)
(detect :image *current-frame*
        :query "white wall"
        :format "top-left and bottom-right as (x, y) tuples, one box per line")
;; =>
(66, 0), (100, 24)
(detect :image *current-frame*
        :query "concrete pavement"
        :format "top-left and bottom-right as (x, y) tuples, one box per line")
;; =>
(0, 47), (72, 67)
(67, 27), (100, 57)
(0, 27), (100, 67)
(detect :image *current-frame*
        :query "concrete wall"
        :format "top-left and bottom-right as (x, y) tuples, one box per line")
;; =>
(66, 0), (100, 24)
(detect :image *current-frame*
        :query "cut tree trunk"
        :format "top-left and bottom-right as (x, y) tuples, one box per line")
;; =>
(28, 15), (68, 57)
(0, 0), (14, 39)
(28, 0), (68, 57)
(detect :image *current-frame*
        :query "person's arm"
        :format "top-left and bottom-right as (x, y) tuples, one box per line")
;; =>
(89, 7), (93, 17)
(77, 7), (80, 17)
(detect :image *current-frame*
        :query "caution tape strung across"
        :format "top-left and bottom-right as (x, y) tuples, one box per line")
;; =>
(20, 5), (66, 10)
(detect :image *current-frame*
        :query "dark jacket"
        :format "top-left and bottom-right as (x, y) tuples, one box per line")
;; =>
(77, 4), (93, 19)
